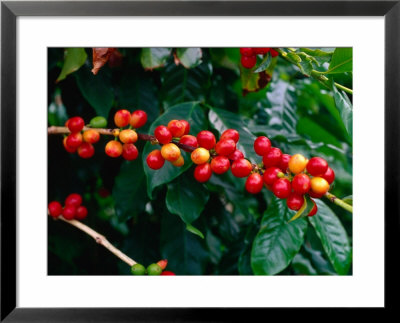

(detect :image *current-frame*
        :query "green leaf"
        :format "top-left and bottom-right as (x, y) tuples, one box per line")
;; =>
(326, 48), (352, 74)
(56, 48), (87, 82)
(291, 253), (318, 275)
(209, 48), (240, 71)
(176, 48), (203, 68)
(161, 61), (212, 109)
(75, 66), (114, 117)
(342, 195), (353, 205)
(207, 106), (257, 162)
(332, 81), (353, 138)
(186, 223), (205, 239)
(251, 198), (308, 275)
(142, 102), (207, 199)
(297, 116), (343, 148)
(299, 47), (334, 65)
(166, 173), (210, 225)
(288, 195), (315, 223)
(253, 52), (272, 73)
(240, 64), (271, 94)
(308, 199), (352, 275)
(112, 159), (147, 222)
(160, 210), (209, 275)
(140, 48), (171, 70)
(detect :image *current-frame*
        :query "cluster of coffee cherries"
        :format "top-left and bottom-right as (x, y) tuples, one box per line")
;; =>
(240, 47), (279, 69)
(63, 116), (100, 158)
(130, 259), (175, 276)
(146, 119), (192, 169)
(105, 109), (148, 160)
(247, 136), (335, 216)
(48, 193), (88, 220)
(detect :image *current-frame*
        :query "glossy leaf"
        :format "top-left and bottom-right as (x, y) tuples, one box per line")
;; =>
(326, 48), (352, 74)
(166, 173), (210, 225)
(176, 48), (203, 68)
(308, 199), (352, 275)
(251, 198), (308, 275)
(299, 47), (334, 65)
(332, 81), (353, 138)
(75, 65), (114, 117)
(112, 159), (147, 222)
(140, 48), (171, 70)
(142, 102), (207, 199)
(56, 48), (87, 82)
(240, 64), (271, 94)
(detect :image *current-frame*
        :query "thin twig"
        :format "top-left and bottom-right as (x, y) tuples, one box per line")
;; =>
(58, 216), (136, 266)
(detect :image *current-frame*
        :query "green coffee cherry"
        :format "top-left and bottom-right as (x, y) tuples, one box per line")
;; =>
(89, 116), (107, 128)
(147, 263), (162, 275)
(130, 263), (146, 275)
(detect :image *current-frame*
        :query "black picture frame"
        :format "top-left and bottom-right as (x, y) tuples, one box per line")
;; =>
(1, 0), (399, 321)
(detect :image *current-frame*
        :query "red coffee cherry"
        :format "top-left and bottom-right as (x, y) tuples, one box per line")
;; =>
(122, 143), (139, 161)
(241, 55), (257, 69)
(65, 193), (82, 207)
(130, 110), (148, 128)
(220, 129), (239, 143)
(228, 149), (244, 161)
(307, 200), (318, 217)
(210, 156), (230, 175)
(146, 150), (165, 170)
(263, 167), (282, 185)
(119, 129), (138, 144)
(75, 205), (88, 220)
(48, 201), (62, 218)
(310, 177), (330, 195)
(105, 140), (123, 158)
(231, 158), (252, 178)
(245, 173), (264, 194)
(270, 49), (279, 57)
(286, 192), (304, 211)
(262, 147), (282, 168)
(154, 125), (172, 145)
(306, 157), (329, 176)
(161, 143), (181, 162)
(67, 116), (85, 133)
(157, 259), (168, 270)
(197, 131), (216, 150)
(215, 139), (236, 156)
(66, 132), (83, 148)
(114, 109), (131, 128)
(194, 163), (212, 183)
(179, 135), (198, 152)
(191, 147), (210, 165)
(77, 142), (95, 159)
(167, 120), (186, 138)
(63, 137), (77, 153)
(179, 120), (190, 135)
(83, 129), (100, 144)
(240, 48), (254, 56)
(62, 205), (76, 220)
(253, 136), (271, 156)
(253, 48), (270, 55)
(272, 178), (291, 199)
(321, 167), (335, 184)
(160, 271), (176, 276)
(292, 173), (311, 195)
(279, 154), (291, 173)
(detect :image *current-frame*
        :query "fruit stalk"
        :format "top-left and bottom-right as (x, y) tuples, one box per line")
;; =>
(57, 215), (137, 266)
(324, 192), (353, 213)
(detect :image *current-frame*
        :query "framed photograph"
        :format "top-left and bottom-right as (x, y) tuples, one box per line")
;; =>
(1, 0), (398, 321)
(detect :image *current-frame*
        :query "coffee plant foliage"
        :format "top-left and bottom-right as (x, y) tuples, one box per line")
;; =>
(48, 47), (352, 275)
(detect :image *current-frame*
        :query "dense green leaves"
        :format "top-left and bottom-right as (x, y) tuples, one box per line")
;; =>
(140, 48), (171, 70)
(327, 48), (353, 74)
(332, 83), (353, 138)
(176, 48), (203, 68)
(166, 173), (210, 234)
(142, 102), (207, 199)
(75, 66), (114, 117)
(308, 200), (352, 275)
(251, 198), (308, 275)
(56, 48), (87, 82)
